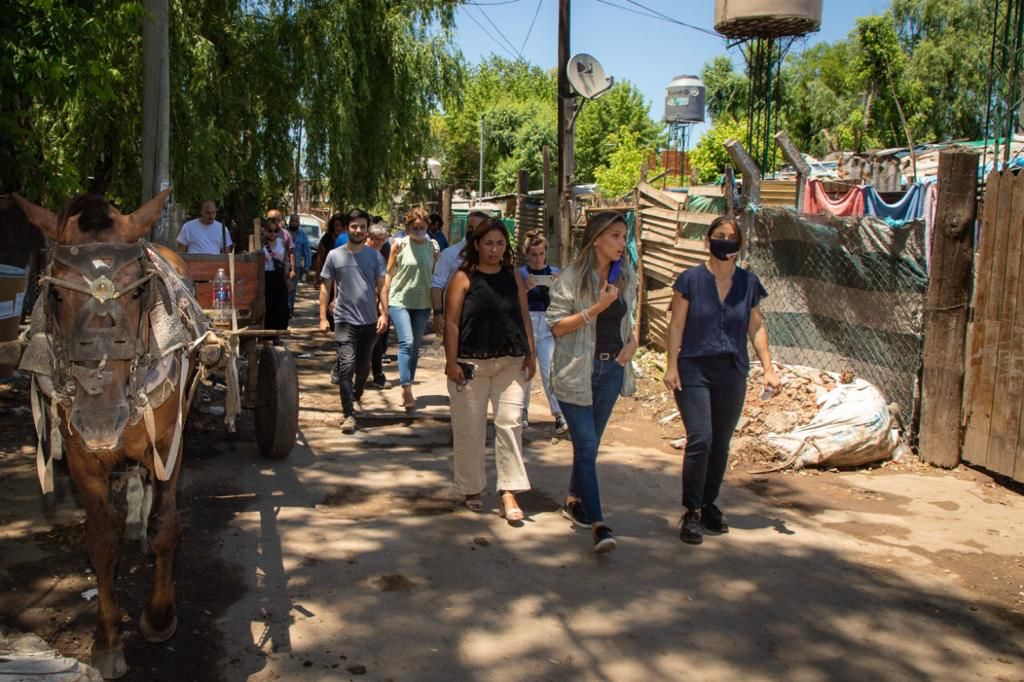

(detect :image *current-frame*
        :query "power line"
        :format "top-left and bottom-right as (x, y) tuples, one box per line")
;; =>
(474, 4), (524, 59)
(463, 6), (520, 59)
(595, 0), (719, 37)
(519, 0), (544, 54)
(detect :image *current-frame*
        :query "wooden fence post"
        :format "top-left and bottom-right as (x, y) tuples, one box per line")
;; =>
(918, 150), (979, 468)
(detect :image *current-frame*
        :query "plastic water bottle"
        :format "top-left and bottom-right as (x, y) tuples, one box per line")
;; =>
(212, 267), (233, 326)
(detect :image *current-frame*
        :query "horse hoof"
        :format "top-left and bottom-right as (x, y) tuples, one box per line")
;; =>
(140, 612), (177, 643)
(92, 646), (129, 679)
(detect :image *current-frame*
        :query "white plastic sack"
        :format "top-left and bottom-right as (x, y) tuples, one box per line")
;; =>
(763, 374), (899, 469)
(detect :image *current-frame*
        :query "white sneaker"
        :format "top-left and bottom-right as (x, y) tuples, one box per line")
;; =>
(520, 409), (529, 428)
(341, 415), (357, 434)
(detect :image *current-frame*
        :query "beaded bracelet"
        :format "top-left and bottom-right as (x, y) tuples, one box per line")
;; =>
(581, 308), (593, 323)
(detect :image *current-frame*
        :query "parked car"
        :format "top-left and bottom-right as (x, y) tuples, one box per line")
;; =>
(296, 214), (325, 243)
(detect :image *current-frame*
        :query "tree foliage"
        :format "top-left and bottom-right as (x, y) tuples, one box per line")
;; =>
(699, 0), (1000, 160)
(434, 56), (661, 194)
(2, 0), (461, 226)
(688, 115), (746, 183)
(575, 82), (663, 184)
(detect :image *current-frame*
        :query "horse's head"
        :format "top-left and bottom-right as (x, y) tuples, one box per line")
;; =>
(14, 190), (170, 450)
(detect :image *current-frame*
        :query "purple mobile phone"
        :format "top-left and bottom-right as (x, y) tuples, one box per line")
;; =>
(608, 259), (621, 284)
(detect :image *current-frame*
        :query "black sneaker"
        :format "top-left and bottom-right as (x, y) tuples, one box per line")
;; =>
(680, 510), (703, 545)
(371, 375), (387, 389)
(561, 501), (592, 529)
(553, 414), (569, 435)
(593, 525), (617, 554)
(701, 503), (729, 534)
(330, 367), (340, 385)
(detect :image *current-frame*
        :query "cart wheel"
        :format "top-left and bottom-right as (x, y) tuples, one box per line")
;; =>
(255, 345), (298, 459)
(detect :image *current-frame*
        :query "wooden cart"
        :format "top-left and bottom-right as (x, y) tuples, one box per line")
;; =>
(183, 253), (298, 459)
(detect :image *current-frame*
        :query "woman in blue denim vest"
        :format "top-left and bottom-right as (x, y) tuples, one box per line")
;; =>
(547, 212), (639, 554)
(663, 215), (780, 545)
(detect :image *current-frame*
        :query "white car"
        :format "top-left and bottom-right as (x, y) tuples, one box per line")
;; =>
(295, 214), (325, 243)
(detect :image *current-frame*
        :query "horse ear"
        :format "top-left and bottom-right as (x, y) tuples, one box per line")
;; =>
(127, 188), (172, 239)
(12, 194), (59, 241)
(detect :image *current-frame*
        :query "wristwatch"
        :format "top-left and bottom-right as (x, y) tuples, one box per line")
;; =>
(432, 309), (443, 316)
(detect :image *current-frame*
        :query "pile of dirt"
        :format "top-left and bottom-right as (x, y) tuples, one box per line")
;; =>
(732, 364), (839, 467)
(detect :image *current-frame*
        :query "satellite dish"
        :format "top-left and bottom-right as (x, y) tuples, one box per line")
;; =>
(566, 53), (614, 99)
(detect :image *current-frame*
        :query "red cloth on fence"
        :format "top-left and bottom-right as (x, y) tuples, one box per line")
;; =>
(802, 179), (865, 217)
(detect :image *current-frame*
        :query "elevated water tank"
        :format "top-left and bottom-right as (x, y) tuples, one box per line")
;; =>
(714, 0), (822, 39)
(664, 75), (705, 124)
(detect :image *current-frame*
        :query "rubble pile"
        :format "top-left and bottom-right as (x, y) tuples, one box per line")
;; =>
(732, 364), (840, 467)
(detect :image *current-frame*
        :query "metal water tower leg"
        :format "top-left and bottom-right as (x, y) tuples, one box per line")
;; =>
(724, 139), (761, 207)
(774, 130), (810, 210)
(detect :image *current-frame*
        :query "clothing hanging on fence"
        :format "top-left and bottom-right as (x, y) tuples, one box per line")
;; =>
(923, 180), (938, 267)
(863, 182), (927, 226)
(803, 178), (865, 217)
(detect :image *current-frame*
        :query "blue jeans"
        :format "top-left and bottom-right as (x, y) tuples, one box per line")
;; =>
(559, 358), (624, 524)
(673, 354), (747, 511)
(287, 273), (301, 315)
(389, 306), (431, 386)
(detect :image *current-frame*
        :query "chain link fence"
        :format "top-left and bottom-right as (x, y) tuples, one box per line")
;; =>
(743, 207), (928, 427)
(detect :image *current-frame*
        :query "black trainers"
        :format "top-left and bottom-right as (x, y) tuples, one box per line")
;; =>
(680, 510), (703, 545)
(371, 375), (387, 389)
(561, 500), (592, 529)
(701, 503), (729, 534)
(553, 414), (569, 435)
(593, 525), (617, 554)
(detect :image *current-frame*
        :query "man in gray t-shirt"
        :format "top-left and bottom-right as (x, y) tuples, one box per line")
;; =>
(319, 209), (388, 431)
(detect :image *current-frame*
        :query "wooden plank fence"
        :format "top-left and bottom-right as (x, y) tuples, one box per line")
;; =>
(963, 169), (1024, 482)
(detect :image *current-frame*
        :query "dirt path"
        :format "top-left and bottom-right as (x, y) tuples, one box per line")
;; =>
(1, 284), (1022, 681)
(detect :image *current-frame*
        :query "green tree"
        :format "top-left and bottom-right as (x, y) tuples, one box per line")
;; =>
(2, 0), (461, 225)
(575, 81), (663, 183)
(701, 56), (748, 121)
(434, 56), (555, 194)
(688, 115), (746, 183)
(593, 127), (654, 199)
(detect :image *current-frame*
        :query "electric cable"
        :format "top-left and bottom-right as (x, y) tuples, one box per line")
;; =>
(474, 4), (524, 59)
(463, 6), (520, 59)
(519, 0), (544, 55)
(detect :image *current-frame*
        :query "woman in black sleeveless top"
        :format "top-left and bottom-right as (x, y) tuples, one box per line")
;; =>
(445, 218), (537, 522)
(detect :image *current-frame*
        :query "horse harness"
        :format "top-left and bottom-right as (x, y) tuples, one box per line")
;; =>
(26, 241), (225, 491)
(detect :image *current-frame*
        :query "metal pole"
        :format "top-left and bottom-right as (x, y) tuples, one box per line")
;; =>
(141, 0), (170, 243)
(557, 0), (573, 267)
(479, 114), (485, 201)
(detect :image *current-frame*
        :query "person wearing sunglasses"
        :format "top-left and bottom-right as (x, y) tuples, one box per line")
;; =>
(261, 218), (290, 331)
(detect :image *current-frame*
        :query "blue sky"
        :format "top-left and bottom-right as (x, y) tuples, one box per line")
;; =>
(453, 0), (892, 141)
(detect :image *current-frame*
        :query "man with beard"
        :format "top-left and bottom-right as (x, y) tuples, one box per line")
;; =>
(319, 208), (389, 433)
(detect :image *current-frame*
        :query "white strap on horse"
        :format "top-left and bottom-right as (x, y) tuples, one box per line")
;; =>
(144, 353), (193, 482)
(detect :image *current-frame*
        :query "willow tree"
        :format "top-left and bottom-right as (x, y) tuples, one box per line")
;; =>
(2, 0), (461, 221)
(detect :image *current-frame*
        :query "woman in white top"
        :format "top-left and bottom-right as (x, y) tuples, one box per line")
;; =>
(262, 219), (290, 330)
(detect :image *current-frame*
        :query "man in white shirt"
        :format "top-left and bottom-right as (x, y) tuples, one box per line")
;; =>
(176, 200), (233, 254)
(429, 210), (488, 334)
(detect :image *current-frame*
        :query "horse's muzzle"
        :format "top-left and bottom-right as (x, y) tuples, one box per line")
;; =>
(70, 398), (130, 450)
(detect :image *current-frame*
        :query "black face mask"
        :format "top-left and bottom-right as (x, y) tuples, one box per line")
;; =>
(709, 238), (740, 261)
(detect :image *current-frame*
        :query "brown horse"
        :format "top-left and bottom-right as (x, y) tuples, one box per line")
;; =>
(15, 189), (197, 679)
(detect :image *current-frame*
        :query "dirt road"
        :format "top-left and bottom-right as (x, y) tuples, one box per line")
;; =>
(1, 287), (1022, 681)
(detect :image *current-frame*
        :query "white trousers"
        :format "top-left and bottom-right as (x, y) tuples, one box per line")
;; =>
(448, 356), (530, 495)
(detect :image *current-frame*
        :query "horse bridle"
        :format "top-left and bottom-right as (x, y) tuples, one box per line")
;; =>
(42, 242), (155, 364)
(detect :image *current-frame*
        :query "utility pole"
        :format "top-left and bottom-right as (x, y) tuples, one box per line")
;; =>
(294, 120), (303, 213)
(556, 0), (573, 267)
(478, 114), (486, 202)
(141, 0), (170, 244)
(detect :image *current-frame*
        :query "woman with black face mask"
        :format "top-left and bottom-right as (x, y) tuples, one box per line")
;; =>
(662, 215), (780, 546)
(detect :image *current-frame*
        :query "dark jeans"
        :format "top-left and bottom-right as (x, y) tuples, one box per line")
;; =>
(371, 323), (389, 380)
(674, 354), (747, 511)
(335, 322), (379, 416)
(559, 358), (624, 524)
